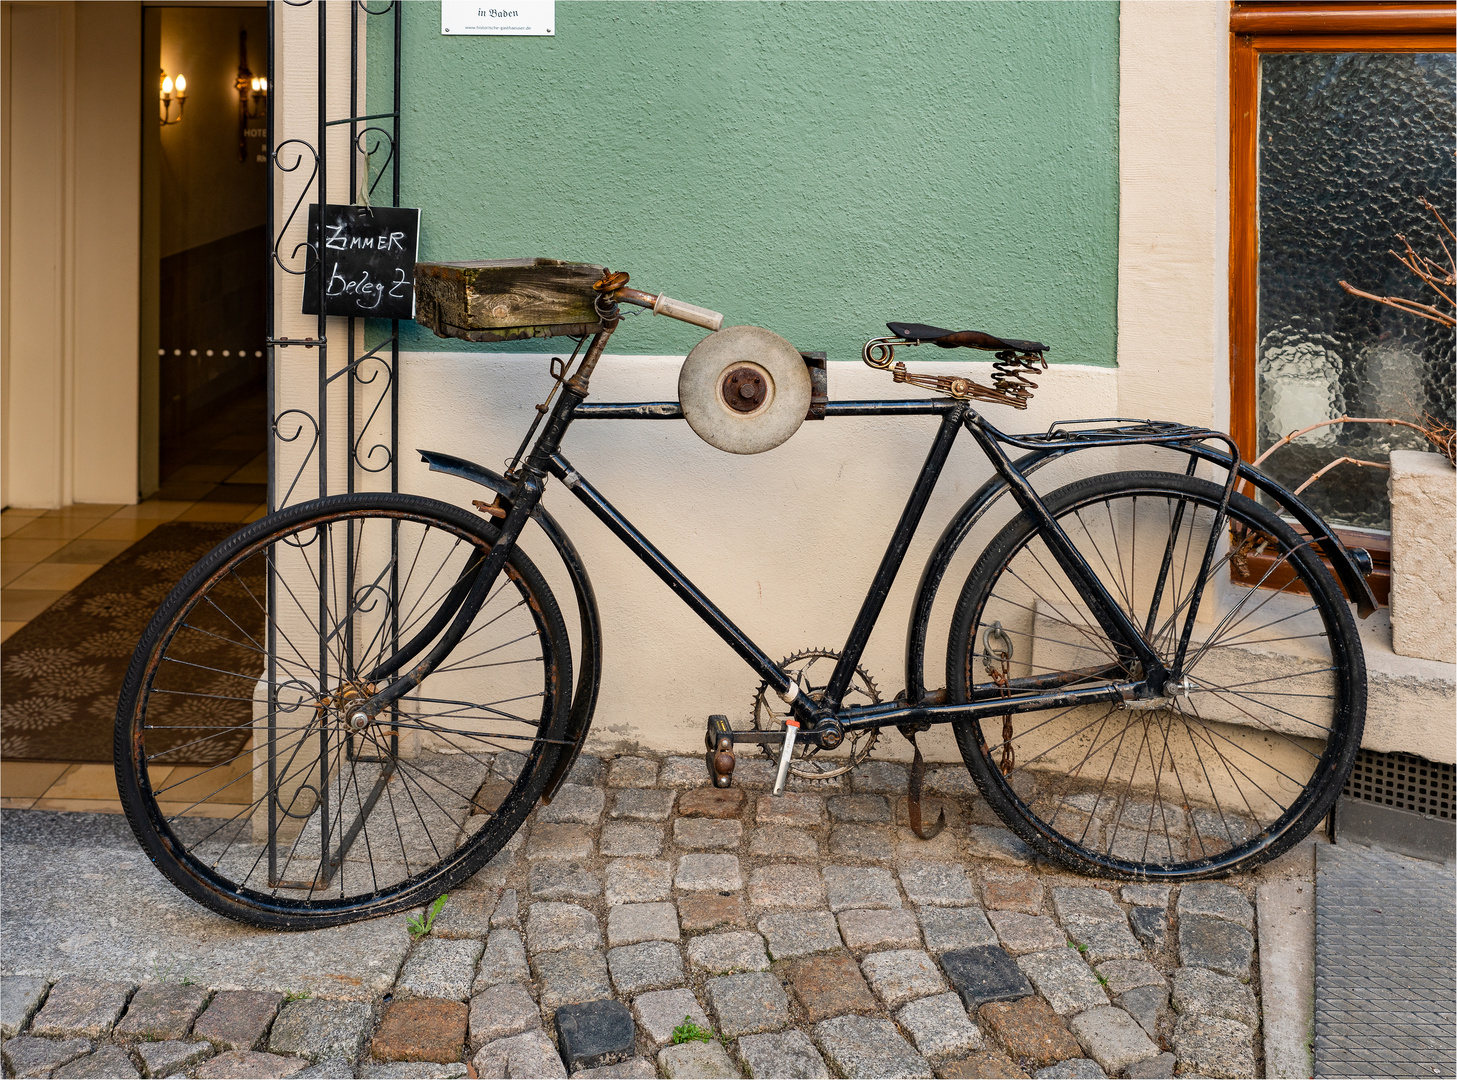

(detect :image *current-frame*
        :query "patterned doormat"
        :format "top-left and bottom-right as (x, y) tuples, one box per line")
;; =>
(1, 522), (262, 764)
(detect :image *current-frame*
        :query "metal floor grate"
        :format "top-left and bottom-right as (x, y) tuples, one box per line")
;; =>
(1342, 749), (1454, 820)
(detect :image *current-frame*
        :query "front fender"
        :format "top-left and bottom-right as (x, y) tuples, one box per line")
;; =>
(419, 449), (602, 803)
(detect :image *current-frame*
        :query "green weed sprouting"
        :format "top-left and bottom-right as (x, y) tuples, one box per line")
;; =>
(408, 894), (448, 940)
(671, 1016), (715, 1045)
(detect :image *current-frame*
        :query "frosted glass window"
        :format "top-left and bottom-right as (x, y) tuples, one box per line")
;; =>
(1257, 52), (1455, 531)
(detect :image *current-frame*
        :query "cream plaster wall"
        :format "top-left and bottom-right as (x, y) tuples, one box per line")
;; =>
(1, 0), (140, 508)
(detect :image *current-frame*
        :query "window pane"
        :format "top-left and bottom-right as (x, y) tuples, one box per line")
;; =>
(1257, 52), (1455, 531)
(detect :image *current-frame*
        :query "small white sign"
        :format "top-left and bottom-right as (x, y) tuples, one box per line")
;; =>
(442, 0), (554, 36)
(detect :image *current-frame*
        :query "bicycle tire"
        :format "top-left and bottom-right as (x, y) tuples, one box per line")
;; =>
(946, 470), (1365, 879)
(115, 492), (572, 928)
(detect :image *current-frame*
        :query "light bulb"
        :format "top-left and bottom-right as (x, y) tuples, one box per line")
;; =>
(161, 75), (173, 95)
(175, 74), (186, 95)
(251, 78), (260, 92)
(259, 78), (267, 92)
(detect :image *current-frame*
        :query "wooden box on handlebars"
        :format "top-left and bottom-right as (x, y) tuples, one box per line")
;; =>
(414, 257), (610, 343)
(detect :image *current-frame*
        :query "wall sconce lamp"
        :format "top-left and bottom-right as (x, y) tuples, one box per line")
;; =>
(159, 69), (186, 126)
(235, 29), (268, 160)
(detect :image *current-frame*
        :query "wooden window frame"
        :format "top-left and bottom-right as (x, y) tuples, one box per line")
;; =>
(1229, 2), (1455, 605)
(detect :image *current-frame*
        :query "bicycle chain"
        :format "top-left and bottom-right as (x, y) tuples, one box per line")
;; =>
(751, 647), (881, 782)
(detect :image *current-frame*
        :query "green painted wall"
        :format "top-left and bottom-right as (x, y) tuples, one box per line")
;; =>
(381, 1), (1118, 364)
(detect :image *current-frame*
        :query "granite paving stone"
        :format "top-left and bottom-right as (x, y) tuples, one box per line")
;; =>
(268, 999), (374, 1063)
(1176, 882), (1254, 929)
(676, 787), (744, 818)
(567, 755), (604, 785)
(52, 1045), (140, 1078)
(610, 789), (675, 821)
(978, 996), (1082, 1066)
(605, 859), (672, 906)
(537, 784), (607, 824)
(1067, 1007), (1159, 1074)
(706, 972), (790, 1037)
(1060, 916), (1143, 963)
(1, 1036), (94, 1078)
(469, 849), (515, 890)
(491, 890), (519, 928)
(989, 911), (1066, 954)
(1122, 1051), (1176, 1078)
(838, 907), (922, 951)
(1169, 967), (1257, 1025)
(755, 793), (825, 828)
(982, 876), (1044, 914)
(686, 930), (769, 974)
(1119, 884), (1170, 908)
(555, 999), (635, 1072)
(571, 1055), (663, 1076)
(195, 1050), (309, 1079)
(658, 1040), (739, 1079)
(1093, 960), (1165, 996)
(924, 769), (976, 797)
(1031, 1059), (1107, 1079)
(679, 893), (747, 932)
(759, 912), (844, 960)
(849, 761), (910, 794)
(494, 752), (527, 781)
(631, 987), (711, 1046)
(397, 938), (485, 1001)
(896, 993), (984, 1062)
(940, 946), (1034, 1009)
(736, 1030), (830, 1079)
(1177, 916), (1254, 980)
(356, 1064), (467, 1079)
(135, 1039), (213, 1077)
(749, 825), (820, 859)
(811, 1015), (932, 1078)
(893, 825), (965, 862)
(676, 854), (742, 892)
(963, 826), (1033, 865)
(0, 977), (47, 1040)
(937, 1049), (1030, 1078)
(607, 941), (684, 995)
(467, 982), (541, 1049)
(919, 908), (998, 954)
(528, 824), (596, 861)
(784, 951), (880, 1022)
(1116, 986), (1168, 1042)
(829, 824), (896, 862)
(193, 990), (285, 1051)
(828, 794), (892, 823)
(371, 998), (469, 1063)
(29, 977), (134, 1039)
(1015, 950), (1109, 1017)
(606, 902), (680, 947)
(532, 950), (613, 1012)
(824, 864), (901, 911)
(112, 983), (210, 1041)
(860, 949), (947, 1008)
(674, 818), (743, 850)
(607, 756), (659, 788)
(1050, 888), (1125, 925)
(893, 796), (962, 830)
(600, 822), (665, 858)
(1171, 1014), (1256, 1078)
(731, 759), (777, 789)
(1128, 907), (1167, 952)
(530, 862), (604, 902)
(659, 755), (711, 788)
(471, 1030), (568, 1079)
(899, 861), (975, 907)
(527, 903), (603, 954)
(749, 863), (826, 908)
(474, 929), (531, 990)
(432, 891), (498, 939)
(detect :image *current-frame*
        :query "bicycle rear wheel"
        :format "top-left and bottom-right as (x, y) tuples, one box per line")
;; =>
(115, 492), (572, 928)
(947, 470), (1365, 878)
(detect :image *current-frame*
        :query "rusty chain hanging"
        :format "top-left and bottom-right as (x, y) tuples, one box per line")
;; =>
(983, 621), (1016, 775)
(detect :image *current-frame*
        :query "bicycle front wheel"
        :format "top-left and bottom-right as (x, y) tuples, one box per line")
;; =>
(947, 470), (1365, 878)
(115, 493), (572, 928)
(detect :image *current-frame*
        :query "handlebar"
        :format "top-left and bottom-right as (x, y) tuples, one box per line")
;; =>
(616, 287), (724, 331)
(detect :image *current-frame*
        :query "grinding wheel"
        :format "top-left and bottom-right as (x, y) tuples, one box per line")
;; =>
(678, 325), (812, 454)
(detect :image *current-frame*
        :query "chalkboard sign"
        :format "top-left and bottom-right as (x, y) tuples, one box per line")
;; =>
(303, 204), (421, 320)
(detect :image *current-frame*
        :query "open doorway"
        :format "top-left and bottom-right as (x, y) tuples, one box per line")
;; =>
(141, 4), (268, 503)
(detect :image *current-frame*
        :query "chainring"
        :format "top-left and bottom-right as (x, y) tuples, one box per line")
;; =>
(751, 648), (881, 780)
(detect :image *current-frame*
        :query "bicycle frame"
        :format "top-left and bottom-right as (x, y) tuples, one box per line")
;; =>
(353, 322), (1255, 755)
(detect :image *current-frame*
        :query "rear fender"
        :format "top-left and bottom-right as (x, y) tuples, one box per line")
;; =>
(419, 449), (602, 802)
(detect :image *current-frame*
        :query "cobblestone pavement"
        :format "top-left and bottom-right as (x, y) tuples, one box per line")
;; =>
(1, 750), (1308, 1079)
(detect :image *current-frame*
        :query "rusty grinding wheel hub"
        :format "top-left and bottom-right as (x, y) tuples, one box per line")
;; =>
(722, 366), (768, 412)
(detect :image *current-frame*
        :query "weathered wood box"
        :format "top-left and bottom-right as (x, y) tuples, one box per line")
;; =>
(414, 258), (608, 342)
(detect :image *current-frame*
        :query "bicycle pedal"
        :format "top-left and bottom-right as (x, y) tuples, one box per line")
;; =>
(704, 714), (736, 789)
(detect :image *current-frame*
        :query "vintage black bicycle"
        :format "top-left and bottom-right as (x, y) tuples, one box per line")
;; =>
(115, 262), (1370, 928)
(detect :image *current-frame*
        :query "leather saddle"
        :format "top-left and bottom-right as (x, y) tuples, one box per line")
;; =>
(887, 322), (1048, 354)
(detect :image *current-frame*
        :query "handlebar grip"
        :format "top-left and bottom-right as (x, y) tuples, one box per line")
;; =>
(651, 294), (725, 331)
